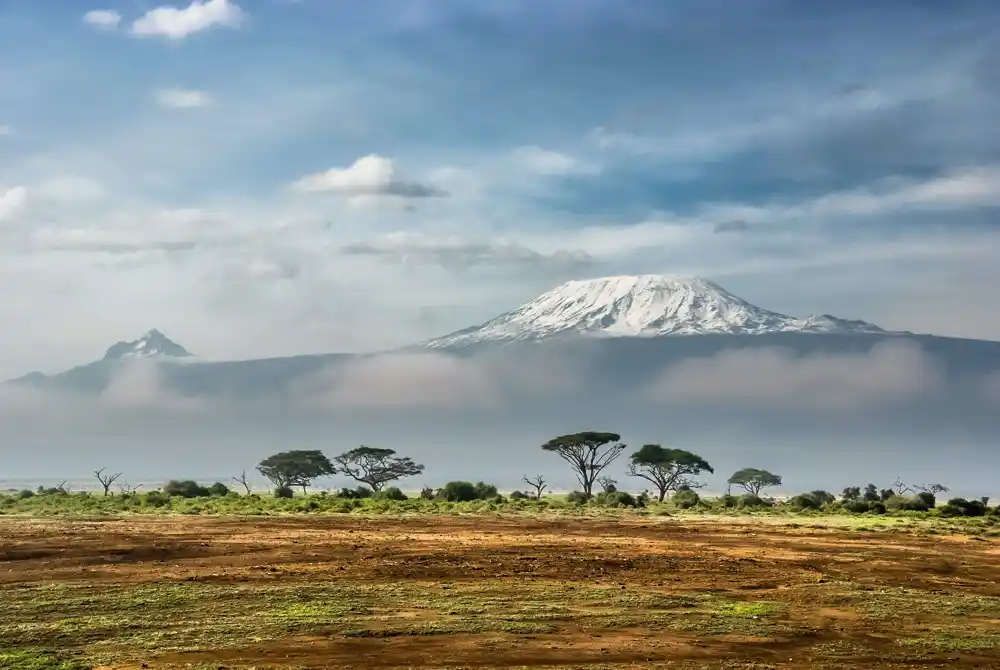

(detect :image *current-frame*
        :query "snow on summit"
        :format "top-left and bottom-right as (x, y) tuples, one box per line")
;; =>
(102, 329), (193, 361)
(424, 274), (886, 348)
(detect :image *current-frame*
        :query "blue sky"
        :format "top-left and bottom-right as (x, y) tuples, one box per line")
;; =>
(1, 0), (1000, 376)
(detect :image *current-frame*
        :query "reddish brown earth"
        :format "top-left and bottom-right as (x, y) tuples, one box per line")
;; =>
(2, 514), (999, 669)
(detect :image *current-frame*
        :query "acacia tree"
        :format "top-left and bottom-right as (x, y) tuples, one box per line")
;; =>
(332, 446), (424, 492)
(727, 468), (781, 497)
(627, 445), (714, 502)
(94, 468), (122, 497)
(256, 450), (334, 494)
(522, 474), (547, 499)
(541, 431), (626, 498)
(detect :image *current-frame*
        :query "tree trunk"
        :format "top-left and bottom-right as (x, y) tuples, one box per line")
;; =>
(657, 487), (667, 503)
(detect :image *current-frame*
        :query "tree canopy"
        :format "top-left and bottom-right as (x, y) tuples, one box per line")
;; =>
(627, 445), (714, 502)
(256, 450), (334, 493)
(332, 446), (424, 492)
(727, 468), (782, 496)
(541, 431), (626, 497)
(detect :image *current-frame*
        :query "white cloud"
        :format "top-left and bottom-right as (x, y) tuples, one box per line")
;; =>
(0, 186), (28, 222)
(153, 88), (213, 109)
(510, 146), (599, 176)
(647, 340), (945, 412)
(35, 176), (106, 202)
(131, 0), (243, 40)
(292, 154), (446, 199)
(341, 232), (592, 270)
(82, 9), (122, 30)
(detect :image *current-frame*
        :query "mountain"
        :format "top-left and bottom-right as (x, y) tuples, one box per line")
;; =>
(423, 274), (890, 349)
(8, 275), (1000, 400)
(102, 329), (193, 361)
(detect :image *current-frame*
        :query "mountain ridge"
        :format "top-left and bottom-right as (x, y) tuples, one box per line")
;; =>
(423, 274), (892, 349)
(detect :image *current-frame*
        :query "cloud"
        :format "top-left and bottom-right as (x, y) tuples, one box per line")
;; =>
(82, 9), (122, 30)
(509, 146), (599, 176)
(0, 124), (10, 136)
(646, 340), (945, 412)
(153, 88), (213, 109)
(292, 154), (446, 199)
(0, 186), (28, 222)
(131, 0), (243, 39)
(341, 232), (593, 271)
(713, 220), (749, 234)
(34, 176), (106, 202)
(296, 353), (499, 410)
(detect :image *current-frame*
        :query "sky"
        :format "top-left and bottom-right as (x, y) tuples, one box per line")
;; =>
(1, 0), (1000, 380)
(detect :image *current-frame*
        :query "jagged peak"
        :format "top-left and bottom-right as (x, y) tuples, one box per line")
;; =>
(103, 329), (193, 361)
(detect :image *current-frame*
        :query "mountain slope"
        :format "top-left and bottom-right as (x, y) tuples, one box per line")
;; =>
(103, 329), (193, 361)
(424, 274), (889, 349)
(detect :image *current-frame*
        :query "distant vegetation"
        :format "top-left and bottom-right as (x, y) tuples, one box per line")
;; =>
(1, 432), (993, 520)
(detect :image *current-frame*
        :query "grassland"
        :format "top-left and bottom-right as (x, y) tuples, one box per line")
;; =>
(3, 510), (1000, 669)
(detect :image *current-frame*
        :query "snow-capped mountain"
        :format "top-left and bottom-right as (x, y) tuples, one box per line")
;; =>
(424, 274), (888, 348)
(102, 329), (194, 361)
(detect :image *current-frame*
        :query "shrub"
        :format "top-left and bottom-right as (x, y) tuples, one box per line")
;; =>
(941, 497), (988, 517)
(163, 480), (210, 498)
(788, 493), (822, 510)
(916, 491), (937, 508)
(737, 494), (770, 509)
(718, 494), (737, 508)
(843, 500), (871, 514)
(636, 491), (650, 507)
(143, 491), (170, 508)
(595, 491), (637, 508)
(672, 489), (701, 509)
(884, 495), (929, 512)
(566, 490), (590, 504)
(870, 502), (887, 515)
(374, 487), (407, 501)
(17, 489), (34, 499)
(207, 482), (230, 496)
(473, 481), (499, 500)
(439, 481), (478, 502)
(273, 486), (294, 499)
(810, 490), (836, 505)
(337, 487), (373, 499)
(420, 486), (435, 500)
(509, 490), (529, 501)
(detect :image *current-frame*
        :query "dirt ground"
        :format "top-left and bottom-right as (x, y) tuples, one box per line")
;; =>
(3, 514), (1000, 669)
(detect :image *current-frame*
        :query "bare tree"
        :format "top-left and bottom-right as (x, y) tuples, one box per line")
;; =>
(914, 483), (949, 495)
(54, 480), (68, 493)
(597, 476), (618, 493)
(892, 478), (914, 495)
(232, 470), (252, 495)
(94, 468), (122, 497)
(119, 482), (143, 497)
(522, 475), (547, 499)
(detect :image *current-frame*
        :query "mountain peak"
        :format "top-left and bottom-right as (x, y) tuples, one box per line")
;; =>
(103, 329), (193, 361)
(424, 273), (885, 348)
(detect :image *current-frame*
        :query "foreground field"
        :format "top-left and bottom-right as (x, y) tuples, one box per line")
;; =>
(2, 515), (1000, 669)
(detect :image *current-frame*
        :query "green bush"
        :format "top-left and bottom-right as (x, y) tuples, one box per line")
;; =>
(737, 494), (770, 509)
(843, 499), (871, 514)
(870, 501), (887, 514)
(374, 487), (407, 501)
(17, 489), (34, 499)
(718, 494), (737, 508)
(163, 480), (210, 498)
(473, 482), (499, 500)
(337, 486), (372, 499)
(884, 495), (929, 512)
(566, 491), (589, 504)
(439, 481), (478, 502)
(273, 486), (294, 499)
(916, 491), (937, 508)
(142, 491), (170, 508)
(810, 490), (836, 505)
(420, 486), (435, 500)
(594, 491), (637, 508)
(509, 490), (529, 500)
(672, 489), (701, 509)
(940, 498), (988, 517)
(788, 493), (821, 510)
(207, 482), (230, 496)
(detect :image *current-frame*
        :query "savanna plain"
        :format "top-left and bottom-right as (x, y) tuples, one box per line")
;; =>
(4, 506), (1000, 670)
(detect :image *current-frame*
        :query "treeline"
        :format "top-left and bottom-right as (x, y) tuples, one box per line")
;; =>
(2, 432), (994, 518)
